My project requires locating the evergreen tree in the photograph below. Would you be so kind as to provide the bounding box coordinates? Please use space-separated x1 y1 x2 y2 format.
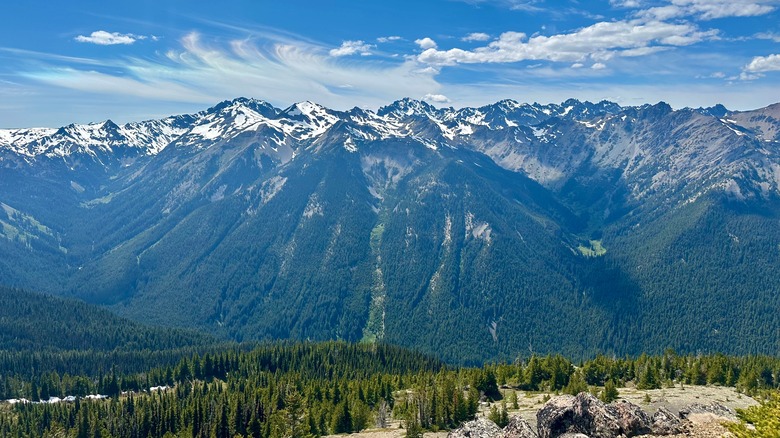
601 380 619 403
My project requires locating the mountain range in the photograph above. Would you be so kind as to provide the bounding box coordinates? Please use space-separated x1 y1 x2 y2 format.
1 97 779 364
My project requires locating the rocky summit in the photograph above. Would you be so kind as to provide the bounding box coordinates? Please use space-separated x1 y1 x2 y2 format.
447 392 725 438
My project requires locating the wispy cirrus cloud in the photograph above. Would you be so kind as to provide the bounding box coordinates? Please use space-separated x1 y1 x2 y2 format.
458 0 546 12
25 32 440 111
74 30 151 45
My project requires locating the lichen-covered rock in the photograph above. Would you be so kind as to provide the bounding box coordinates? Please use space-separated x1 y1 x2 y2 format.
499 415 538 438
537 394 577 438
537 393 620 438
448 416 503 438
537 393 654 438
573 393 623 437
650 407 687 435
611 400 651 436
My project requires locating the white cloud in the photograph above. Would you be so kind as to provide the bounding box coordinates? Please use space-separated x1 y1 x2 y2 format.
329 40 374 57
743 53 780 73
591 63 607 70
377 36 402 43
456 0 545 12
670 0 777 19
636 0 778 21
28 32 440 112
462 32 491 42
415 37 438 49
610 0 644 7
75 31 141 45
755 32 780 42
739 72 762 80
418 20 715 66
423 93 451 103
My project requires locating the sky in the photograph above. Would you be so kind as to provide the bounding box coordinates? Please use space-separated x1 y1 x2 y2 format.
1 0 779 128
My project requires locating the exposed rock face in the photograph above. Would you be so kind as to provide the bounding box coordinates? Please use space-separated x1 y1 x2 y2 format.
536 394 577 438
448 417 503 438
650 407 687 435
500 415 538 438
679 402 737 421
611 400 652 436
537 393 658 438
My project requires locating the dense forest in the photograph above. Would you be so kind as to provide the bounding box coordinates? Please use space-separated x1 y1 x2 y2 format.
3 99 780 365
2 341 780 438
0 287 216 352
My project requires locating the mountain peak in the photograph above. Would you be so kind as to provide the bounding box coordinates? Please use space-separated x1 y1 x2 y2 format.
207 97 278 119
377 98 437 118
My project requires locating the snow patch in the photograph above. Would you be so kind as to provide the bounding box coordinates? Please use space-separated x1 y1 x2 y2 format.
344 136 358 152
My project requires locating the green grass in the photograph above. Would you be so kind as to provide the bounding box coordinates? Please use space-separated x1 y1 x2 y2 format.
578 239 607 257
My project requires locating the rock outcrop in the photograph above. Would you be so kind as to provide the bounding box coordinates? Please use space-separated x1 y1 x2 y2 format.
611 400 652 435
500 415 538 438
447 417 503 438
537 393 686 438
450 394 695 438
650 407 687 435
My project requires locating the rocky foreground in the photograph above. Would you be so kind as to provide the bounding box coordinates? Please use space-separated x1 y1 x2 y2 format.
448 392 739 438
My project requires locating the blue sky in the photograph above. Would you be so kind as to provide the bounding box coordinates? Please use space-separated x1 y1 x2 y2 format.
1 0 779 127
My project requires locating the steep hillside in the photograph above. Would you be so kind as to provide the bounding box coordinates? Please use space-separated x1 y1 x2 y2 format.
1 97 779 363
0 286 215 351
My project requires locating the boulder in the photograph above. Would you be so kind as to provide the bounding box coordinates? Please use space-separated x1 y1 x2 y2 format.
611 400 651 436
537 393 654 438
650 407 687 435
500 415 538 438
537 394 578 438
448 416 503 438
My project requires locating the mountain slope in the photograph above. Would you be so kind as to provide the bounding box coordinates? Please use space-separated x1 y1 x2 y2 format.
1 97 780 363
0 286 215 351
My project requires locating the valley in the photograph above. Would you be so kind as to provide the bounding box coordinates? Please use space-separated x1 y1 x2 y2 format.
1 97 780 363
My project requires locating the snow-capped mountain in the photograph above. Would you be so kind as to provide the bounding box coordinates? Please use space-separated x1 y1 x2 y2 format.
3 96 778 207
2 97 780 363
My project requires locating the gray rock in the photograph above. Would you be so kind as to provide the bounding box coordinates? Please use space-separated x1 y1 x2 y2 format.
537 394 578 438
537 393 654 438
537 393 619 438
678 402 737 421
500 415 538 438
611 400 651 436
650 407 687 435
448 417 503 438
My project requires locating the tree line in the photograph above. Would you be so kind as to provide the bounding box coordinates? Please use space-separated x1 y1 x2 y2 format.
2 343 780 437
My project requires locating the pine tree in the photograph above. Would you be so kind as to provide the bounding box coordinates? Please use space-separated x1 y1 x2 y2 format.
331 401 352 434
601 380 619 403
405 406 423 438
